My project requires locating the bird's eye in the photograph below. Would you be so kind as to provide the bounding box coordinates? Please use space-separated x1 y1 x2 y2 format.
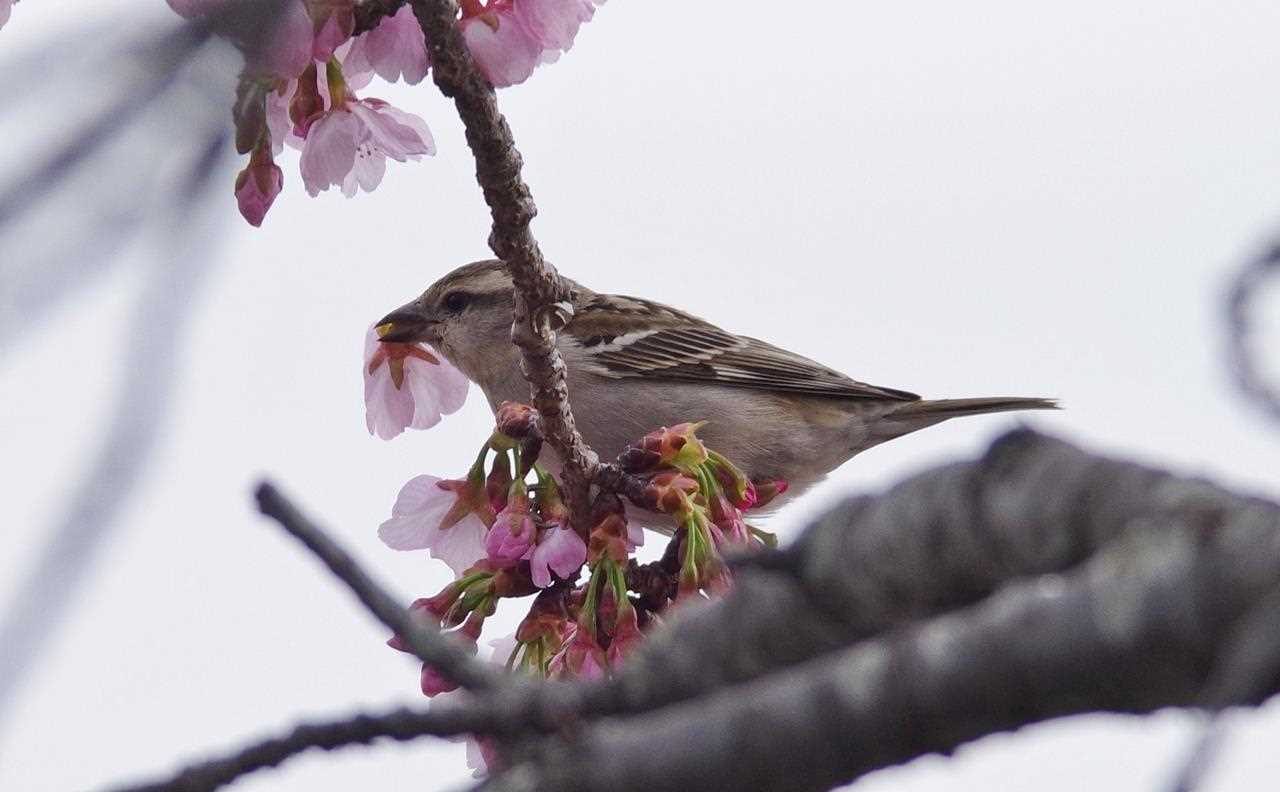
443 291 470 313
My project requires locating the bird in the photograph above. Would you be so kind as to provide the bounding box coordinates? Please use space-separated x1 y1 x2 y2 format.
376 259 1056 514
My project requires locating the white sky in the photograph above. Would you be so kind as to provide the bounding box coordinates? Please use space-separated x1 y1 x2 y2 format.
3 1 1280 790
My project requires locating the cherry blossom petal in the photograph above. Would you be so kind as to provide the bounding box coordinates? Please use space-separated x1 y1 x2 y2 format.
0 1 8 30
529 526 586 588
350 100 435 160
430 513 489 575
459 11 541 88
378 475 456 550
342 144 387 197
300 110 359 195
364 367 415 439
405 356 469 429
344 5 430 85
512 0 595 52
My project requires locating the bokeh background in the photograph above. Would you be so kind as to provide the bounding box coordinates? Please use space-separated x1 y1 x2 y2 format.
3 1 1280 790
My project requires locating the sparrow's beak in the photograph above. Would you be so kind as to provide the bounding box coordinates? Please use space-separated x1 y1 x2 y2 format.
375 299 438 344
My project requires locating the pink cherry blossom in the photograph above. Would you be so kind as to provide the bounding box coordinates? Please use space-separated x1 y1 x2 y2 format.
0 0 12 30
167 0 314 78
233 148 283 226
528 525 586 588
363 325 467 440
301 98 435 196
512 0 597 53
459 9 541 88
378 475 489 575
484 507 537 567
343 4 430 85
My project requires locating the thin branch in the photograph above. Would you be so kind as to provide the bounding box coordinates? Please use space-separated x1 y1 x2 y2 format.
106 704 484 792
407 0 600 522
254 482 501 693
1225 239 1280 425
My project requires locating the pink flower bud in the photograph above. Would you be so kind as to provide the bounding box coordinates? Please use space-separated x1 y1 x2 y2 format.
621 422 708 473
484 506 537 567
638 471 701 515
751 478 790 509
495 401 539 438
233 146 283 227
606 603 643 668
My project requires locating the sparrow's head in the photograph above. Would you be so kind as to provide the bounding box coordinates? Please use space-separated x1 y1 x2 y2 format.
376 260 517 383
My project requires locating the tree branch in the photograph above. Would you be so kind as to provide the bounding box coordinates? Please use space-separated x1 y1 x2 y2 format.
1226 239 1280 425
407 0 600 522
255 482 501 692
482 430 1280 791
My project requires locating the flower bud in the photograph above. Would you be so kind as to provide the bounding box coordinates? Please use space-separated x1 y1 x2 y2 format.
637 471 701 515
708 450 756 509
620 421 708 473
751 478 790 509
289 63 325 136
587 513 629 564
495 401 539 438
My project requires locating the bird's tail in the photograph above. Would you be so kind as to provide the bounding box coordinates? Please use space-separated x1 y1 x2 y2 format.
866 396 1058 448
891 396 1059 420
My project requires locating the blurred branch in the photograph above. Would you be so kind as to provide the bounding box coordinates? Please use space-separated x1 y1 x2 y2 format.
1226 239 1280 425
0 125 231 737
255 482 502 692
407 0 601 522
107 704 483 792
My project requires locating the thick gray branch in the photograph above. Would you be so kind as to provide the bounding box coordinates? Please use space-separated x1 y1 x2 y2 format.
585 429 1260 716
487 430 1280 791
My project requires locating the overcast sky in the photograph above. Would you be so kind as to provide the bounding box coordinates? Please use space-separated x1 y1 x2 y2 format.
3 1 1280 791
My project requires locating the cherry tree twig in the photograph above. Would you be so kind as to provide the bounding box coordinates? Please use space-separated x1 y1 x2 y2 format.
402 0 602 523
254 482 501 692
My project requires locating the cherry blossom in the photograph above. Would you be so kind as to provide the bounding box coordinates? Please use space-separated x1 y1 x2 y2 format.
343 4 430 85
0 0 13 31
300 94 435 197
512 0 599 53
363 325 467 440
459 8 541 89
484 504 537 567
528 525 586 588
378 475 490 575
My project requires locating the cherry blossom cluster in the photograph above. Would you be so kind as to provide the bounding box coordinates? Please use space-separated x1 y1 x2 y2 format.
166 0 602 226
363 324 786 774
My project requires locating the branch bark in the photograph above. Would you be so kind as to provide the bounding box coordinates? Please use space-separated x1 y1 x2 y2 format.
482 429 1280 792
255 482 501 692
407 0 600 522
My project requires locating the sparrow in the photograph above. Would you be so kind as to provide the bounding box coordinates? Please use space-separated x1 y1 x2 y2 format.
376 260 1055 513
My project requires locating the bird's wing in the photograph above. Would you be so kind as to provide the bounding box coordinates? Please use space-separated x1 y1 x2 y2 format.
566 293 918 401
